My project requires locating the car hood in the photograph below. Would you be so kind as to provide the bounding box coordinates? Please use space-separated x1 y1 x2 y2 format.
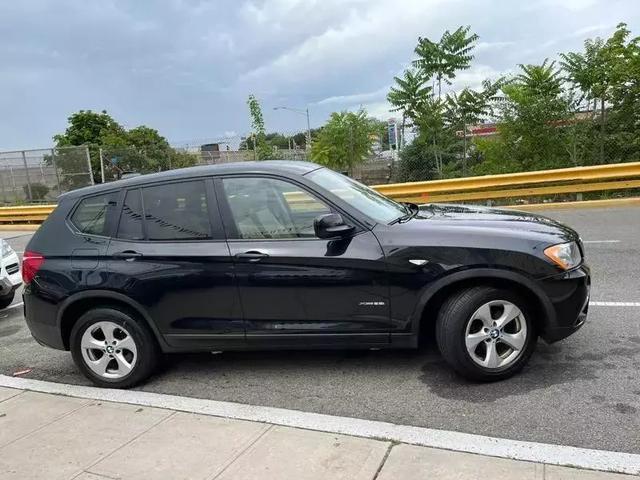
393 203 578 245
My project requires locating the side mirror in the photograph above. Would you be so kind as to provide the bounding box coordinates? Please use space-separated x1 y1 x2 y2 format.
314 213 354 239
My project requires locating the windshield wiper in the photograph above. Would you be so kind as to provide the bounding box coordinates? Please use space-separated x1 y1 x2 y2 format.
390 202 419 224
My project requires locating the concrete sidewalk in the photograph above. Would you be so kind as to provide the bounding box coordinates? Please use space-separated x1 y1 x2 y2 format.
0 386 634 480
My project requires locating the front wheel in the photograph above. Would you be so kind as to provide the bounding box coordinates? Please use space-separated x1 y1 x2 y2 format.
70 307 159 388
436 286 537 381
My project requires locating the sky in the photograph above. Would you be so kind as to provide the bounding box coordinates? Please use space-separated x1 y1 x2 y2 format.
1 0 639 150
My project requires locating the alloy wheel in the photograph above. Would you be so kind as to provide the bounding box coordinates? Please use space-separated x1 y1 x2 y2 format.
464 300 528 369
80 321 138 379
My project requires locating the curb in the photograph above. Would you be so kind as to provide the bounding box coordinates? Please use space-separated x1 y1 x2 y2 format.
1 375 639 476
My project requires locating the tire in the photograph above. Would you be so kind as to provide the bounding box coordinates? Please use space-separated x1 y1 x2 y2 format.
70 307 159 388
0 292 14 309
436 286 537 382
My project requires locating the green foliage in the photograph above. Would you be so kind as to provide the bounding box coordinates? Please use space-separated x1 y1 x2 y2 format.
310 109 378 172
53 110 125 147
394 136 437 182
387 69 432 125
239 130 318 151
480 61 573 172
246 94 273 160
413 26 479 98
388 25 479 178
390 22 640 183
52 110 196 182
24 182 49 201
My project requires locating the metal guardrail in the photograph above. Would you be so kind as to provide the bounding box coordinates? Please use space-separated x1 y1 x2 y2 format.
0 162 639 226
0 205 54 224
373 161 640 203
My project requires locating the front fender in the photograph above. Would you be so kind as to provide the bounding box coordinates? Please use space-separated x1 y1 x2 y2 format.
410 268 556 335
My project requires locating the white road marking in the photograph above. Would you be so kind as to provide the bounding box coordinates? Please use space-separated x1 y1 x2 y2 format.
589 301 640 307
0 375 639 475
5 302 24 310
582 240 620 244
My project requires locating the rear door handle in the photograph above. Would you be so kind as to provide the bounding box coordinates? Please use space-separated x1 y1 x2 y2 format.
113 250 143 261
235 251 269 262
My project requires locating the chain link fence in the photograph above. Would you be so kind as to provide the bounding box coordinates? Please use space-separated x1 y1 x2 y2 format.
0 146 94 204
0 136 398 205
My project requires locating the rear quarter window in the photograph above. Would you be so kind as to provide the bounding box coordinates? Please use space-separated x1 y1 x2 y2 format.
70 192 118 236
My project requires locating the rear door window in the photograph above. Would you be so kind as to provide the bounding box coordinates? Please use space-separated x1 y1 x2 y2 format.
70 192 118 236
142 181 212 240
116 189 144 240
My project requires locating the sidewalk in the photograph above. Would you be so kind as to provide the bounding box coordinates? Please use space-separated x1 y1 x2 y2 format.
1 386 636 479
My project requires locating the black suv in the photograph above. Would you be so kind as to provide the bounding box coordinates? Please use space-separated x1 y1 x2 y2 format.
23 161 590 388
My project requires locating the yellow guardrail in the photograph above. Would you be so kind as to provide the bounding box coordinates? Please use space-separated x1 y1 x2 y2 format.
372 161 640 203
0 161 639 226
0 205 55 224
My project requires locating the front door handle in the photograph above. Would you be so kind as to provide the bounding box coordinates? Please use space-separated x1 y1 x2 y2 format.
235 251 269 262
113 250 143 261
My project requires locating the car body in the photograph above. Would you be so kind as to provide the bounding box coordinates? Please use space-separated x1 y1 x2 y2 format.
0 239 21 308
22 161 590 387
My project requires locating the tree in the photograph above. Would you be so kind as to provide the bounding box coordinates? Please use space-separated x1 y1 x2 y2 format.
53 110 126 182
246 94 273 160
367 118 391 150
53 110 125 147
476 60 573 173
24 182 49 201
560 24 639 164
394 136 438 182
310 109 377 172
52 110 197 184
387 68 432 148
409 26 479 177
444 88 490 175
101 126 175 175
413 26 479 99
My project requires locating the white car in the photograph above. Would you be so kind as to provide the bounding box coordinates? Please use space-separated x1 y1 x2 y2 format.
0 239 21 308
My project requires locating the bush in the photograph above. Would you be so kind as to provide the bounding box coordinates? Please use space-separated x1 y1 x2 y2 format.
24 182 49 201
394 138 437 182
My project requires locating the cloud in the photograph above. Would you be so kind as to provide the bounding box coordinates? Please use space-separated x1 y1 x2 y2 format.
239 0 447 86
314 86 390 106
475 41 515 51
0 0 638 150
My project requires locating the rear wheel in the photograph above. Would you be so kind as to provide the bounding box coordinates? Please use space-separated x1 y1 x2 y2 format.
436 286 537 381
70 307 159 388
0 292 14 309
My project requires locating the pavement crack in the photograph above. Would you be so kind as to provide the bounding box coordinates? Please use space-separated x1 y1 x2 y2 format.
209 423 274 480
372 441 396 480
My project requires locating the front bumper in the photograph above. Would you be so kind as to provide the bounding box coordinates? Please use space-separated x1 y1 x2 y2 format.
0 252 22 297
538 264 590 343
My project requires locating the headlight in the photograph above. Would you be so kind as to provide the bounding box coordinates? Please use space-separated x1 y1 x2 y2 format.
1 240 14 259
544 241 582 270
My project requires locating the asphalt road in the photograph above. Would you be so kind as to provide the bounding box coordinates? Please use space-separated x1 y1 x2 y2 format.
1 206 639 454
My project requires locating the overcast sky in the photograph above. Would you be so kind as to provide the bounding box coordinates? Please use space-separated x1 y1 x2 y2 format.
1 0 638 150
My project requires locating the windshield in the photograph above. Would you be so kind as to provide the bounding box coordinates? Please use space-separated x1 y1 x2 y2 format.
306 168 407 224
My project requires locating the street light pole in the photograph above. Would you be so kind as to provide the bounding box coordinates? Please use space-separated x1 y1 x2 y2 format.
305 107 311 150
274 106 312 150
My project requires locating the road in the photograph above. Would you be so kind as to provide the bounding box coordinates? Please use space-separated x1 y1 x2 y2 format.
1 206 639 455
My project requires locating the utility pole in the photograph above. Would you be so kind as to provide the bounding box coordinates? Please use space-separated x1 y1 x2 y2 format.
462 115 468 177
305 107 311 150
274 106 312 150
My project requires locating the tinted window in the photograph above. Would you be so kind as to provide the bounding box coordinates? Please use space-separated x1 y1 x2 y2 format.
222 177 331 239
117 189 144 240
142 181 211 240
307 168 406 224
70 192 118 236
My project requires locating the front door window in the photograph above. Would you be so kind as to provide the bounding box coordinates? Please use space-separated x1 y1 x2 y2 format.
221 177 331 239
